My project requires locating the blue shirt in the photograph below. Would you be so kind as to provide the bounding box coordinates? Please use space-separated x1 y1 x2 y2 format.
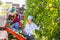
24 22 39 36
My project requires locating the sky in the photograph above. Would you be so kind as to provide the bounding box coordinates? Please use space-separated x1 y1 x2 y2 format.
1 0 25 7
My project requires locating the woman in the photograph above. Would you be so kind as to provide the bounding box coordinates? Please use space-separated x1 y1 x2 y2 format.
10 12 20 32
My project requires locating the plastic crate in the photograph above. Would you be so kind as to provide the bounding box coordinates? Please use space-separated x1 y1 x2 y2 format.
0 11 7 27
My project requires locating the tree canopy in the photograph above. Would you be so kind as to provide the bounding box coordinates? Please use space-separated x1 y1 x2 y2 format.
24 0 60 40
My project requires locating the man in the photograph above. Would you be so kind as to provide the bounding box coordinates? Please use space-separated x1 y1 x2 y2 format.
24 16 39 40
16 9 24 28
19 5 25 12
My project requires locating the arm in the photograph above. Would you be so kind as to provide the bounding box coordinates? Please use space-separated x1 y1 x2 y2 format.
34 24 39 30
23 24 27 33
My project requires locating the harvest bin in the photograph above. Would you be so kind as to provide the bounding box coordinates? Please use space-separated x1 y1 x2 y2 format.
0 11 7 27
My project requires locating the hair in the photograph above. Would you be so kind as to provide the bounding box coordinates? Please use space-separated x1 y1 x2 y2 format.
20 11 23 14
22 5 25 6
8 14 12 18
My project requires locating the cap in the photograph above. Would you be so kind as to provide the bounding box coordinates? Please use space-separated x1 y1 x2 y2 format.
28 15 33 20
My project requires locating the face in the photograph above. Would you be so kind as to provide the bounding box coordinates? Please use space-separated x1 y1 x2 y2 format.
28 19 32 24
22 5 25 8
14 12 18 17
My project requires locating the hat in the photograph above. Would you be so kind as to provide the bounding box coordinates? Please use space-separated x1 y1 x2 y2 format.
28 15 33 20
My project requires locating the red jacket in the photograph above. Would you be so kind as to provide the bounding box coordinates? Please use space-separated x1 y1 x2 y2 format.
13 16 19 23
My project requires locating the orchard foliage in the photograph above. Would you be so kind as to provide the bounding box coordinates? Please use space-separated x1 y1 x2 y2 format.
24 0 60 40
0 1 3 6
